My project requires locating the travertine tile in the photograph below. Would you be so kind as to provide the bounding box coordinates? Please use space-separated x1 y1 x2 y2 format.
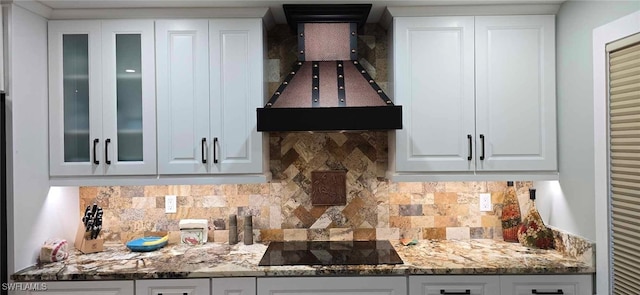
400 228 421 240
144 186 168 197
481 215 500 227
227 195 250 207
412 193 434 205
390 216 411 228
397 182 423 193
308 229 329 241
444 182 486 193
411 216 435 228
329 228 353 241
260 229 284 241
353 228 376 241
434 192 458 204
168 185 191 196
423 227 446 240
284 229 308 241
376 227 400 240
423 182 446 193
202 195 227 208
434 216 459 227
190 185 215 196
446 227 471 240
238 184 269 195
120 186 143 198
377 204 389 227
213 230 230 243
470 227 494 239
399 204 422 216
390 193 411 205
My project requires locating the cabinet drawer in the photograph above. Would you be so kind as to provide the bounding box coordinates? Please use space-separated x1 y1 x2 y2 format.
500 275 592 295
410 276 500 295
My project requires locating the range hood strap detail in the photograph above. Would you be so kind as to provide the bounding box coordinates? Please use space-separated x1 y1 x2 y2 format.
352 61 394 105
350 23 358 60
298 23 306 61
265 61 304 108
312 61 320 107
337 61 346 106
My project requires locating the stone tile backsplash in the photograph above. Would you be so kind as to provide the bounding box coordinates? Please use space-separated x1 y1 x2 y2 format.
80 132 535 244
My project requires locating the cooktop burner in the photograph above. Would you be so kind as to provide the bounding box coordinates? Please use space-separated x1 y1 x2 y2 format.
258 240 403 266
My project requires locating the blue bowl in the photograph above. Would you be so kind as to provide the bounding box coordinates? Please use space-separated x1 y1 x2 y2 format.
126 236 168 252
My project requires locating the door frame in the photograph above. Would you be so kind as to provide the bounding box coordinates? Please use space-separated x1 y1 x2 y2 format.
593 10 640 295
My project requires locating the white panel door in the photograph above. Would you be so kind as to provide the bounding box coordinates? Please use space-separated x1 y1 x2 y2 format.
257 277 406 295
500 275 592 295
410 275 500 295
210 19 264 174
101 20 156 175
16 281 133 295
475 15 557 171
212 278 256 295
393 17 476 172
156 20 211 174
135 279 210 295
48 20 103 176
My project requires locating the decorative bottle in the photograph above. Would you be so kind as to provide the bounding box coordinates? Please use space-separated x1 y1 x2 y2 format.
244 215 253 245
517 189 555 249
228 214 238 245
501 181 522 242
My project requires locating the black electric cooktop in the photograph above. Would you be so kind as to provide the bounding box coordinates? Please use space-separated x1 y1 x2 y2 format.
258 240 404 266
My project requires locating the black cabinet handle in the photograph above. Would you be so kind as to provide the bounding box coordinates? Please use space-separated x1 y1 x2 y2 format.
479 134 485 160
201 137 207 164
467 134 472 161
532 290 564 295
92 138 100 165
105 138 111 165
440 290 470 295
213 137 219 164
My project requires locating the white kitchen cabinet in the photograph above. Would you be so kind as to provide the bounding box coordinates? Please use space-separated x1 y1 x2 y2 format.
410 275 500 295
475 15 556 172
390 15 557 180
156 19 210 174
12 281 133 295
212 278 256 295
135 279 209 295
257 277 406 295
393 17 476 173
500 275 593 295
156 18 265 175
49 20 156 176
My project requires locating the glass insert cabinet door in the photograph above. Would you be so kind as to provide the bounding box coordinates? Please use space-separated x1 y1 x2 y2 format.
101 20 156 175
49 21 103 176
48 20 156 176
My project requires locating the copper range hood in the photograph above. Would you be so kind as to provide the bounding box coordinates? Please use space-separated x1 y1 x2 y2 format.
256 4 402 132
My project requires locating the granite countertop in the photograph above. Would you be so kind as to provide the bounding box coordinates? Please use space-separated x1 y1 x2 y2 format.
11 239 594 281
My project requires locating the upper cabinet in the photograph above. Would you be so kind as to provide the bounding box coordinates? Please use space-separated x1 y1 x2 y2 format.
49 20 156 176
474 16 556 172
389 15 557 180
156 19 265 175
49 17 267 184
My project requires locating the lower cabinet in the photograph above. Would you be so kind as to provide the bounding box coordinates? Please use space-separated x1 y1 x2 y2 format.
212 278 255 295
500 275 593 295
12 281 133 295
9 275 594 295
135 279 209 295
410 275 500 295
257 277 407 295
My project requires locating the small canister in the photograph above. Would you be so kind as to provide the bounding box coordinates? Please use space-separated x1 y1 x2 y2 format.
179 219 208 245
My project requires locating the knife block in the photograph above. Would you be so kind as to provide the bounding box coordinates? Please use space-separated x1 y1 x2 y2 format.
74 223 103 254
